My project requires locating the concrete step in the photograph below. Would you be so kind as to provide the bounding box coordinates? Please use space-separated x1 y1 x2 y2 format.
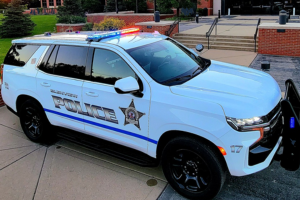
175 38 254 44
174 33 254 40
174 36 254 43
183 43 257 52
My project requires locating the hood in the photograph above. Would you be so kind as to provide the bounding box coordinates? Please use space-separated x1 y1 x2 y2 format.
170 60 281 118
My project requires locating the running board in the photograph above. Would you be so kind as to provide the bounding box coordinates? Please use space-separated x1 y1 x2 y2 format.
55 127 159 167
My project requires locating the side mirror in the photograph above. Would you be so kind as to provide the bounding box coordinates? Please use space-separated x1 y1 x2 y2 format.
195 44 204 52
114 77 140 94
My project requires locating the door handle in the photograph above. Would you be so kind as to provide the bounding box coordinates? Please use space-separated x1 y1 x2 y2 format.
40 82 51 87
86 91 99 97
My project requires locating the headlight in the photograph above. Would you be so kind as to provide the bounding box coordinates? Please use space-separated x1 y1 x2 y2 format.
226 116 268 131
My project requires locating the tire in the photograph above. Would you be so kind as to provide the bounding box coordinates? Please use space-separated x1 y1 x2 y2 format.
161 137 226 200
19 99 55 143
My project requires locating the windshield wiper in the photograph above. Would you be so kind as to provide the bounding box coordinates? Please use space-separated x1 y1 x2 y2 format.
192 66 202 75
163 75 192 84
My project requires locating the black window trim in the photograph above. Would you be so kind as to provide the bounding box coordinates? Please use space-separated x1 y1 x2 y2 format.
4 43 42 67
37 44 89 81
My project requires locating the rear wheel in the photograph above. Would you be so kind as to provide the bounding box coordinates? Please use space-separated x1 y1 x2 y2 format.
161 137 226 200
19 99 55 143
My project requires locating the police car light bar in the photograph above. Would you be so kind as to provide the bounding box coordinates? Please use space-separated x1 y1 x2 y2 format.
86 28 140 42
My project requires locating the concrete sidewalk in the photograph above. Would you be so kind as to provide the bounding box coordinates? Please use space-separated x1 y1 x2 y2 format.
0 107 166 200
199 49 257 66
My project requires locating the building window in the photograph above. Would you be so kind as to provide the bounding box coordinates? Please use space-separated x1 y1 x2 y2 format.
56 0 62 6
42 0 47 7
49 0 54 6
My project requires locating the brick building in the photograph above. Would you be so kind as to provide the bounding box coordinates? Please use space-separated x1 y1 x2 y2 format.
40 0 63 8
40 0 300 16
40 0 215 15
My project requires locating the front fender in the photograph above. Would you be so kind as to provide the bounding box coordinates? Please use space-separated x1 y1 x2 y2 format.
148 123 228 158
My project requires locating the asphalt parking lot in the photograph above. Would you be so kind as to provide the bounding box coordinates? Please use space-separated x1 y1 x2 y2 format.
1 54 300 200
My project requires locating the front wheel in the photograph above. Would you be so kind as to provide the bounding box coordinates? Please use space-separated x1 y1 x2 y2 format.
19 99 54 143
161 137 226 200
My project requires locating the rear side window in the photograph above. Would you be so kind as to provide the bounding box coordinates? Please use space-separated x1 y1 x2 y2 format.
54 46 88 79
4 44 40 67
39 45 57 74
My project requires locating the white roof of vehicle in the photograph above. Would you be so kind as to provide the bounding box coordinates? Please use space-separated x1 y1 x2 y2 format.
12 31 167 50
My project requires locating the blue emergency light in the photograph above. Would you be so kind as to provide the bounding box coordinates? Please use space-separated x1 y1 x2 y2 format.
290 117 295 128
86 28 140 42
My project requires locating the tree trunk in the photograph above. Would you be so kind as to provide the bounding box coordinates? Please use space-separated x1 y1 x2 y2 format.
177 7 179 17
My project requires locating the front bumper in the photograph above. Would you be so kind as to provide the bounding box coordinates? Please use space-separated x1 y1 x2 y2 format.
224 79 300 176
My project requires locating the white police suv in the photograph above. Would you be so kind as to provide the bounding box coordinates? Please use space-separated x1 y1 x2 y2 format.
1 28 300 200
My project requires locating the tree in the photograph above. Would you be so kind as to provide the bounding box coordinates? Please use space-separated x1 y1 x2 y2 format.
0 0 10 9
104 0 115 12
82 0 103 13
0 0 36 38
124 0 147 13
57 0 85 23
172 0 198 17
57 0 84 17
156 0 173 14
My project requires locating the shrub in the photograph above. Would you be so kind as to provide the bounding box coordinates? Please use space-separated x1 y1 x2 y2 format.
57 0 85 24
93 17 125 31
57 15 86 23
82 22 93 31
196 8 203 15
0 0 36 38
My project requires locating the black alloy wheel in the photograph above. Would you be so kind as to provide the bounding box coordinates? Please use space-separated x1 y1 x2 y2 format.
161 137 226 200
170 149 211 193
20 99 54 143
23 106 42 139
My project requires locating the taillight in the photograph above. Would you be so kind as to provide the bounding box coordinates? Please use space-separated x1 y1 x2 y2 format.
0 64 3 85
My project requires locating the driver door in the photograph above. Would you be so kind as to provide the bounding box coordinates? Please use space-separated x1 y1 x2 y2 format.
82 47 151 153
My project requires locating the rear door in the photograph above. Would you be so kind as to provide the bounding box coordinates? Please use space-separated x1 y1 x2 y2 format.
36 44 88 132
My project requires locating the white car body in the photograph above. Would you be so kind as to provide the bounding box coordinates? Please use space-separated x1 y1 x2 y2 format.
1 32 282 177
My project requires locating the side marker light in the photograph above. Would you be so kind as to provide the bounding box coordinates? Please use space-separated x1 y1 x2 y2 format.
218 146 227 156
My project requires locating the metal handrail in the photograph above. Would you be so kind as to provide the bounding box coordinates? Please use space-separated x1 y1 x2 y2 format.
206 18 218 49
165 17 181 36
254 18 261 52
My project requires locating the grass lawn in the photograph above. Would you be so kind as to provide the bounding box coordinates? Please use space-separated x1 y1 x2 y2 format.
0 14 57 63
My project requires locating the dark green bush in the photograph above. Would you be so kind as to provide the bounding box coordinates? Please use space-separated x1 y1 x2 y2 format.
196 8 203 15
57 15 86 23
82 22 93 31
57 0 85 24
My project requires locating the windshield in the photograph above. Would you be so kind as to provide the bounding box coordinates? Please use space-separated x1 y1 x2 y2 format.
127 39 208 86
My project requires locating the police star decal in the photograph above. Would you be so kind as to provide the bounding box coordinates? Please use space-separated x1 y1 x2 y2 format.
119 100 145 130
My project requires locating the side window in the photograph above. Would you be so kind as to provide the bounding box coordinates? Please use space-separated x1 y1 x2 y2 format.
91 49 136 85
39 45 58 74
54 46 88 79
4 44 40 67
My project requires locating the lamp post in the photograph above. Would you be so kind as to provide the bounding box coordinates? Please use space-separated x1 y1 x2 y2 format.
115 0 118 13
136 0 138 13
